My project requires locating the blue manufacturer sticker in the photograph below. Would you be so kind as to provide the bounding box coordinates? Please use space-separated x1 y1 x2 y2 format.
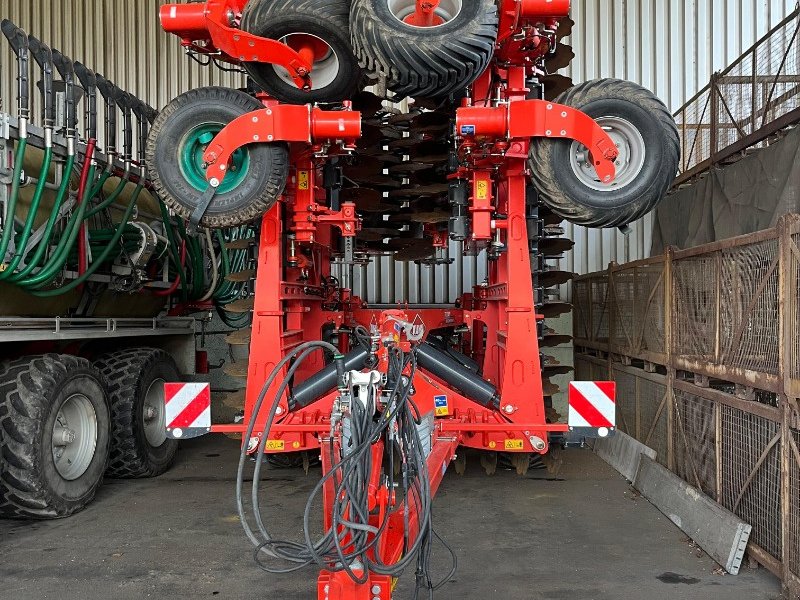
460 124 476 136
434 395 449 416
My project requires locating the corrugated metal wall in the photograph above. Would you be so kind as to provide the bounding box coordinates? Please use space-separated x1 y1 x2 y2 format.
1 0 796 301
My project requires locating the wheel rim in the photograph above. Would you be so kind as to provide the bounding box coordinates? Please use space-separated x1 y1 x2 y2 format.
272 33 340 90
568 116 646 192
52 394 98 481
179 123 250 194
143 378 168 448
388 0 463 27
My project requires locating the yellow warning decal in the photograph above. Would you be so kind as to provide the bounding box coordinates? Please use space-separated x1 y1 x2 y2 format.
504 439 524 450
298 170 310 190
266 439 285 451
476 180 489 200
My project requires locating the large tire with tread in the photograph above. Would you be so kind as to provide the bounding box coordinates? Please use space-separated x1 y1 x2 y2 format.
146 87 289 229
350 0 498 99
0 355 110 519
95 348 180 479
241 0 362 104
529 79 680 228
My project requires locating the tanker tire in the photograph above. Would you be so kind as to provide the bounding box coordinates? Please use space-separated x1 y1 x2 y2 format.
241 0 362 104
350 0 498 99
529 79 680 228
95 348 180 479
0 355 110 519
146 87 289 229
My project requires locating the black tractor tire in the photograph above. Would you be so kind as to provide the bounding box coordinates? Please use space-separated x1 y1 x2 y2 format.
0 355 110 519
95 348 180 479
241 0 363 104
350 0 498 99
529 79 680 228
146 87 289 229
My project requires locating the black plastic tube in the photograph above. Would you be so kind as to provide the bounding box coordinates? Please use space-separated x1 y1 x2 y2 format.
416 342 500 409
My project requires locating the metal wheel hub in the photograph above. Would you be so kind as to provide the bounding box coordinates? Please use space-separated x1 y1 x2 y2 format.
388 0 463 27
179 123 250 193
143 378 168 447
52 394 98 481
569 116 646 192
273 33 340 89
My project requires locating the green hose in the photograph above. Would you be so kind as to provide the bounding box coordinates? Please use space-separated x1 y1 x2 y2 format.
158 201 189 300
0 146 53 281
17 164 97 288
31 183 144 297
8 154 76 282
0 138 28 272
85 171 129 219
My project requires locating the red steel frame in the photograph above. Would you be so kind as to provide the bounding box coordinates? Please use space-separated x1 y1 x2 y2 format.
162 1 618 597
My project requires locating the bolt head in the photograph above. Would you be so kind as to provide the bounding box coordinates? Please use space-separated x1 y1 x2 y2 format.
503 405 514 414
210 177 220 188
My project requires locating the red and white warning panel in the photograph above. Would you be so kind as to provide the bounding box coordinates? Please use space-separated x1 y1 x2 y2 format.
164 382 211 440
568 381 616 438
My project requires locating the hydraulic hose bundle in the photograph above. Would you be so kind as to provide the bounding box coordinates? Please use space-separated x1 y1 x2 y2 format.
236 341 457 597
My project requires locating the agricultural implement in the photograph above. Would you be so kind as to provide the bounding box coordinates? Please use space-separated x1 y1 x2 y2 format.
152 0 679 598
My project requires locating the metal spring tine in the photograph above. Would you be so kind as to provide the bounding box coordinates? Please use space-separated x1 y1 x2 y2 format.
1 20 30 121
74 61 97 141
27 34 55 130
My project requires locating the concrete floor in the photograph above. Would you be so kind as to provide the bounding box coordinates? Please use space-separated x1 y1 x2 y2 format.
0 436 782 600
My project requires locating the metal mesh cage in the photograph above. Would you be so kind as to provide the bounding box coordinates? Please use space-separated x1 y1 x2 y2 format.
612 366 637 437
672 255 718 360
790 429 800 576
674 11 800 177
718 240 780 374
720 406 782 560
672 389 717 498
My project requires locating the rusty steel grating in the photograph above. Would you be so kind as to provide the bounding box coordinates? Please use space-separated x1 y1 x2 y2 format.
640 265 666 355
673 389 717 498
590 277 610 343
718 240 780 374
721 406 782 560
790 234 800 381
638 378 669 467
574 356 593 382
612 366 637 437
672 255 718 360
790 429 800 577
573 279 592 341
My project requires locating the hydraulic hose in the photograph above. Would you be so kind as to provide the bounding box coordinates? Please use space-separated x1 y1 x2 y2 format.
0 145 53 280
30 181 144 297
0 137 28 271
151 239 186 297
158 201 188 300
7 153 76 282
84 169 129 218
198 228 218 302
16 141 97 288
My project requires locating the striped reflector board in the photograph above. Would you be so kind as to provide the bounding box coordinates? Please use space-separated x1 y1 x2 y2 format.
568 381 616 438
164 382 211 440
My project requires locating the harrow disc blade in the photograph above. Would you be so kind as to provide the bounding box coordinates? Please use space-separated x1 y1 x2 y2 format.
226 329 252 346
225 269 256 282
225 297 255 313
225 237 257 250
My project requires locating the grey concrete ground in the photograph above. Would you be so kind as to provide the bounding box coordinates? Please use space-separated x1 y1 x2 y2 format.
0 436 781 600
